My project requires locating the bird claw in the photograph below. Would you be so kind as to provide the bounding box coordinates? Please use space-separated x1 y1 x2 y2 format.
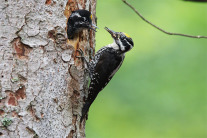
76 48 85 58
76 49 92 78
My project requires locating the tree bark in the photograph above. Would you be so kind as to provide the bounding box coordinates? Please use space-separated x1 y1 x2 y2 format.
0 0 96 137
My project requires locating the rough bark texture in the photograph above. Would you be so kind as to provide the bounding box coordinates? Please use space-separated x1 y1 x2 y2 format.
0 0 96 137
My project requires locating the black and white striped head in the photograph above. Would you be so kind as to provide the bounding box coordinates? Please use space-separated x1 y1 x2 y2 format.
67 10 98 39
105 27 134 53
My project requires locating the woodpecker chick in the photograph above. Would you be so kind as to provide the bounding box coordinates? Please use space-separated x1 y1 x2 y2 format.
67 10 98 39
80 27 134 122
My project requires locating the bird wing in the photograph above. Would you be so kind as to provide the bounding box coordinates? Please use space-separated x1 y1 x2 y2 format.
81 48 124 121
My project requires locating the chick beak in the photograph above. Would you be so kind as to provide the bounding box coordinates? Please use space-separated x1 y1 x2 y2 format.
89 24 99 32
104 27 117 39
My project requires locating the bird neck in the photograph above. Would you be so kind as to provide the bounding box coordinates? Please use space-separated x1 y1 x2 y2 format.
107 41 127 55
107 41 120 50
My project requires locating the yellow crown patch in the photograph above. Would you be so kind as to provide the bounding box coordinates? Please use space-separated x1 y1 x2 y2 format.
123 32 131 38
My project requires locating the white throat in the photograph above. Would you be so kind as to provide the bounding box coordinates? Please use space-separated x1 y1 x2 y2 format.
107 41 119 50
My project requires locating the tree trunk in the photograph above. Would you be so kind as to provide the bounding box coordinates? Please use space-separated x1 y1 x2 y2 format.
0 0 96 137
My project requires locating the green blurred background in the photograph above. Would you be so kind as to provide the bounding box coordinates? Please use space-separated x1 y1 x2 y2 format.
86 0 207 137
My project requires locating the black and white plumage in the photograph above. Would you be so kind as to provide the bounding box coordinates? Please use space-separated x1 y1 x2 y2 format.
67 10 98 39
80 27 134 122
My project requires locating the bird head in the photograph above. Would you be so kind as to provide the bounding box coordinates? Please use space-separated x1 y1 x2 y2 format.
70 10 98 31
105 27 134 53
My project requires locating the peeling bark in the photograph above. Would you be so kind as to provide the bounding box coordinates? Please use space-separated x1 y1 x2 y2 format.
0 0 96 137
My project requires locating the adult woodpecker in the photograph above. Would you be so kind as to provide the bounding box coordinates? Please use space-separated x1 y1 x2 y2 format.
67 10 98 39
78 27 134 122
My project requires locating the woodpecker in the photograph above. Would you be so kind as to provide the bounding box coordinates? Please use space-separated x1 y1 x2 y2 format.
67 10 98 39
79 27 134 122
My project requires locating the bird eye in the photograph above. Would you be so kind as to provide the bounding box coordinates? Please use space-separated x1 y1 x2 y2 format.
120 34 126 39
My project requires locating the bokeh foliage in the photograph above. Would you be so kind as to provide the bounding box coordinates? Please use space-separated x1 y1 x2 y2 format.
86 0 207 137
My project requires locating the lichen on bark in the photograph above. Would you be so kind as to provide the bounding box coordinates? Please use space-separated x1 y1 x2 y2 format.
0 0 97 137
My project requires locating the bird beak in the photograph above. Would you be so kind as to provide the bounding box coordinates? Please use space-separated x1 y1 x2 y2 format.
104 27 117 39
89 24 99 32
